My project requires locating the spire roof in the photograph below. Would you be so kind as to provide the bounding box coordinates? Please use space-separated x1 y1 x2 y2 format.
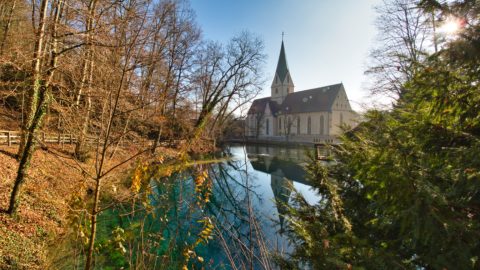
275 41 289 82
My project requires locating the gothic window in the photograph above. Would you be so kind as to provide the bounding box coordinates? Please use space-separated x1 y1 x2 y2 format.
287 116 291 133
275 88 278 94
307 116 311 135
320 115 325 135
297 117 300 134
279 118 282 133
266 119 270 135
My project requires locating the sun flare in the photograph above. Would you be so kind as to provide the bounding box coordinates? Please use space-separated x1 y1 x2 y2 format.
438 16 463 35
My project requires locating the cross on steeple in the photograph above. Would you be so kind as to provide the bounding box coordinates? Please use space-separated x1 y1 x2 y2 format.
282 31 285 41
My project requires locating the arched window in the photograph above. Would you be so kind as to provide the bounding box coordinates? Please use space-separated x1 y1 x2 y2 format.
307 116 311 135
320 115 325 135
278 117 282 132
266 119 270 135
297 117 300 134
340 113 343 126
287 116 291 133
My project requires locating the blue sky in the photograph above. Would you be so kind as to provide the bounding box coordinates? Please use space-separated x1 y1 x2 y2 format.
190 0 383 111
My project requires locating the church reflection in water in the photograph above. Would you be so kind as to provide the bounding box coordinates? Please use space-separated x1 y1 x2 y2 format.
91 144 317 269
245 144 311 230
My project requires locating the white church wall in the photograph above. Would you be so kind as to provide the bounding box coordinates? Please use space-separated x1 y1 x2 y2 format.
286 112 330 136
330 109 359 135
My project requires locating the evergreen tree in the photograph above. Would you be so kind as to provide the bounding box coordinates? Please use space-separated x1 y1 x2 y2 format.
280 1 480 269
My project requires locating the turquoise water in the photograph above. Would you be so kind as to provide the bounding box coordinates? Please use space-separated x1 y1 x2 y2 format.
95 144 319 269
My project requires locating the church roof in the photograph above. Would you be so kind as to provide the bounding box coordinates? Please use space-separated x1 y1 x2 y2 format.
279 83 344 114
247 97 270 115
247 97 281 115
248 83 345 115
275 41 290 82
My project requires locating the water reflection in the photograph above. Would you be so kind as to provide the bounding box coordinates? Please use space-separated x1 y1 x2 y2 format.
243 144 310 232
202 144 319 267
94 144 319 269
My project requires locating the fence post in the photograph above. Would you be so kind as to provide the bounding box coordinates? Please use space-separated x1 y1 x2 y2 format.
58 133 61 144
69 134 72 144
42 132 46 144
7 131 11 146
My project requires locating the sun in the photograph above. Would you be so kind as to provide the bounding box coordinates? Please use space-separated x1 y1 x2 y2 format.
438 16 464 35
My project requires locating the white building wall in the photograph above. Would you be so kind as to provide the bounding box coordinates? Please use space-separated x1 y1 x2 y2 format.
286 112 330 136
330 109 358 135
246 88 359 143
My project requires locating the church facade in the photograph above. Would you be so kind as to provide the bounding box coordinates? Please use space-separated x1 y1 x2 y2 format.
245 41 358 144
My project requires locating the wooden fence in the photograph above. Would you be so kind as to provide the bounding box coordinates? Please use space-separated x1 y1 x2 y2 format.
0 130 184 148
0 130 79 146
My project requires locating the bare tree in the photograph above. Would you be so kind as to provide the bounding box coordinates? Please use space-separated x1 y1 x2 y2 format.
83 0 153 267
8 0 65 215
149 0 200 152
193 32 265 135
0 1 267 268
281 115 298 142
0 0 17 56
366 0 432 100
250 111 266 139
74 0 97 159
210 79 264 144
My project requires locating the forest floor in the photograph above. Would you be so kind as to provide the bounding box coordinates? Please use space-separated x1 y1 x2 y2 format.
0 143 178 269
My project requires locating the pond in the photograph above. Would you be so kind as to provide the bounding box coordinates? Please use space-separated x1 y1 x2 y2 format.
94 144 319 269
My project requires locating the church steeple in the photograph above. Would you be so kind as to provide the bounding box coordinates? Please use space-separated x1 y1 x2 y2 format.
271 40 294 104
275 41 289 83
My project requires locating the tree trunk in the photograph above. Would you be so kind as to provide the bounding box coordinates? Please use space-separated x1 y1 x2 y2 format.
74 0 96 159
8 85 50 214
84 176 102 270
151 102 165 154
18 0 49 158
75 91 91 160
85 16 137 266
0 0 16 56
8 0 63 215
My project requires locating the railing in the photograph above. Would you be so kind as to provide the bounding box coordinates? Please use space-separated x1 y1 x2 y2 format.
0 130 79 146
0 130 185 148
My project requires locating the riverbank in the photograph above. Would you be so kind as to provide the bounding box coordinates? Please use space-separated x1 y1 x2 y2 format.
0 144 179 269
223 138 316 147
1 142 312 269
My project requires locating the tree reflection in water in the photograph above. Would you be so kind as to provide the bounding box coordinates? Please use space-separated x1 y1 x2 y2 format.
94 145 317 269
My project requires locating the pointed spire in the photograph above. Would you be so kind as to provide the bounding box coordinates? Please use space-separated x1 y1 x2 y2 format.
275 40 289 83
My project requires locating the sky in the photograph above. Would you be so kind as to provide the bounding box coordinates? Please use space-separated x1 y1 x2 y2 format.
190 0 383 112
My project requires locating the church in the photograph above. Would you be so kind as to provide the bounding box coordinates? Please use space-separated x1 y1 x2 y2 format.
245 41 358 144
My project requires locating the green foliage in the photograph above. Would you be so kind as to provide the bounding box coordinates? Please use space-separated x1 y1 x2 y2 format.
281 1 480 269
